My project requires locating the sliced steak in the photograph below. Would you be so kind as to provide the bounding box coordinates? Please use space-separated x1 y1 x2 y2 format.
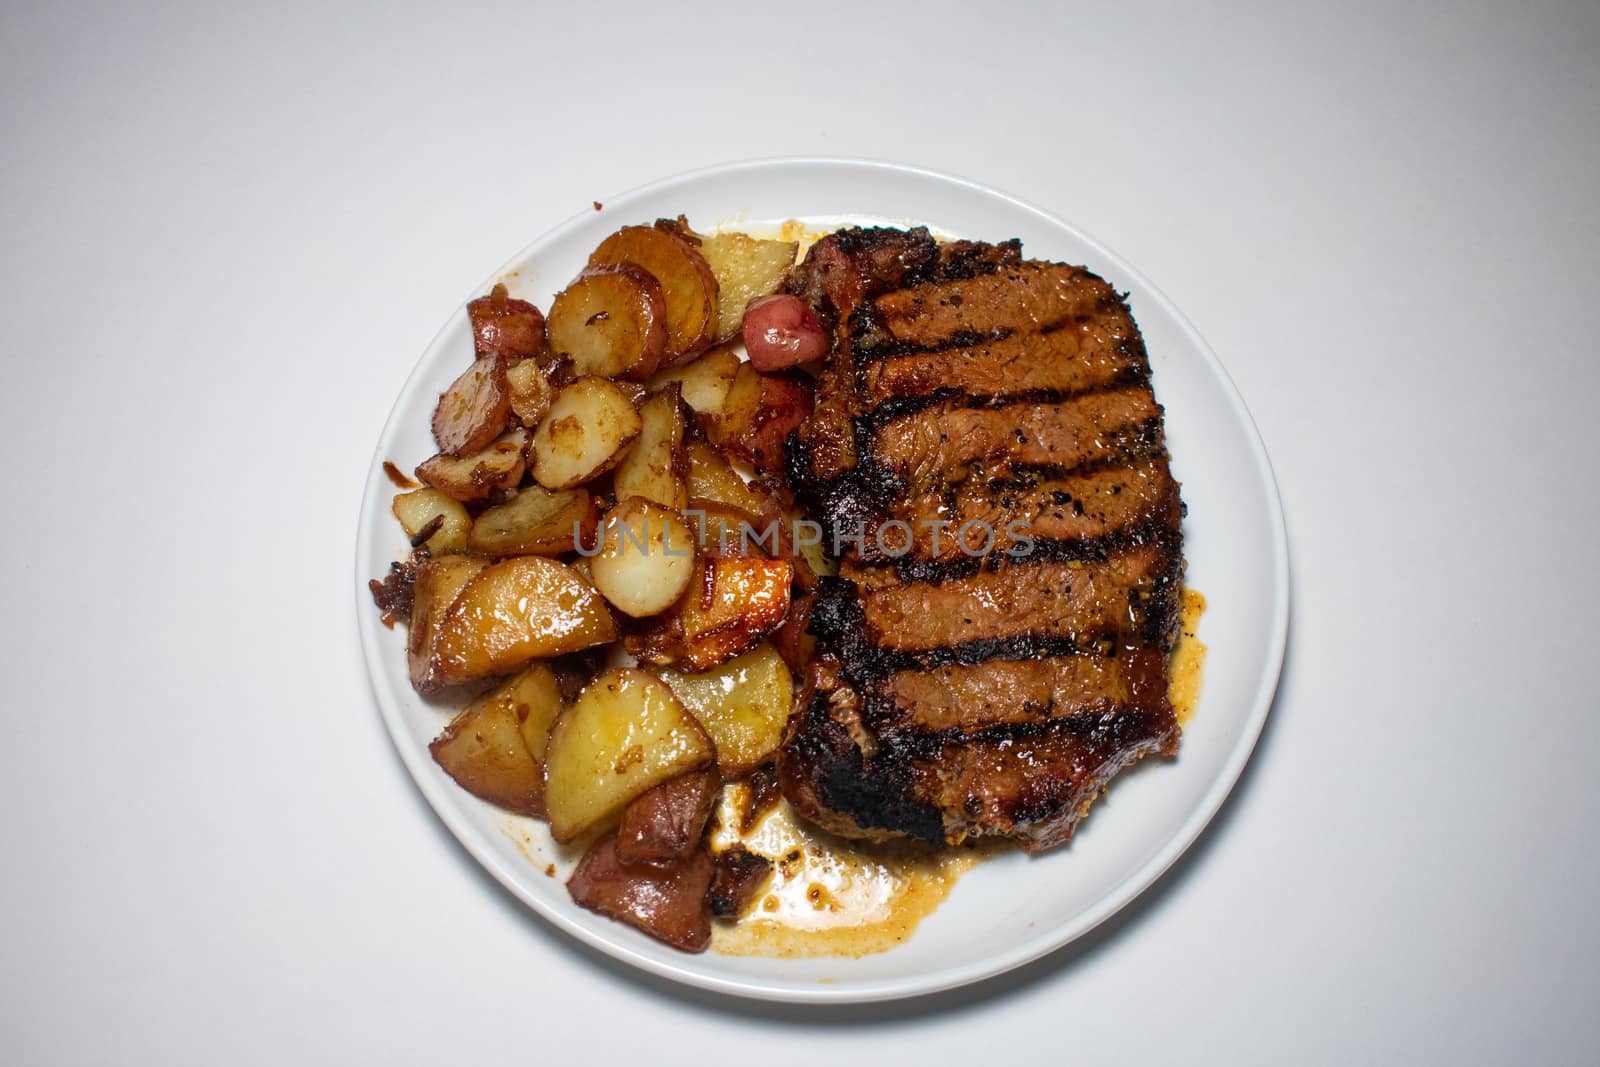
778 228 1185 851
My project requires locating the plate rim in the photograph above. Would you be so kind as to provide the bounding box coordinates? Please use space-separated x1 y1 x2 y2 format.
353 156 1290 1004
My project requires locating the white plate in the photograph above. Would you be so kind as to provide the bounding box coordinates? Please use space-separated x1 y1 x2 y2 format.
354 158 1289 1003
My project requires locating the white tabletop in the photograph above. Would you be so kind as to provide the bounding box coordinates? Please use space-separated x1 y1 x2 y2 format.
3 2 1596 1062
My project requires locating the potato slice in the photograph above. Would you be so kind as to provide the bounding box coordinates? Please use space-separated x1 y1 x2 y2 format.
427 557 617 687
505 359 553 428
589 498 696 618
546 264 666 381
647 347 740 418
416 429 528 503
531 377 642 490
432 356 511 456
627 556 793 672
391 488 470 554
545 667 714 842
685 441 770 518
696 232 798 343
508 663 565 766
429 684 544 816
567 834 713 952
467 485 597 557
612 386 687 510
588 223 718 365
468 283 547 363
407 554 491 692
685 500 759 558
706 363 813 473
656 644 794 775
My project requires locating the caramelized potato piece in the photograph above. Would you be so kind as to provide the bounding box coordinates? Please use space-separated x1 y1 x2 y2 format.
432 356 511 457
616 767 719 868
707 845 774 920
467 485 597 557
589 498 697 618
391 488 470 554
770 588 817 676
544 668 715 842
505 359 553 428
707 364 813 473
429 682 544 816
504 662 565 769
647 347 739 418
567 834 714 952
588 223 718 365
426 557 616 688
531 377 642 490
416 429 528 504
468 283 546 363
546 264 666 381
685 441 771 518
742 293 828 371
407 554 491 692
695 232 798 344
685 500 760 558
656 643 794 775
628 557 793 672
612 386 687 510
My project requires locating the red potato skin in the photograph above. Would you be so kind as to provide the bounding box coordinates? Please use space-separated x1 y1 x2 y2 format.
432 357 511 457
615 767 720 868
742 294 829 371
739 373 814 473
468 283 547 362
567 835 714 953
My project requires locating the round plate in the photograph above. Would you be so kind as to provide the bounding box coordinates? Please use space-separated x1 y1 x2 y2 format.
354 158 1289 1003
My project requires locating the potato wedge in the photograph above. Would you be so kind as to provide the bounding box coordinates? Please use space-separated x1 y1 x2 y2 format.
503 662 565 768
685 500 760 558
466 485 597 557
695 231 797 343
426 557 617 687
544 667 714 842
468 283 546 363
589 498 696 618
647 347 739 418
615 767 719 868
416 429 528 504
429 683 544 816
432 356 511 457
407 554 490 692
588 222 718 365
685 441 770 518
706 363 813 473
612 386 687 510
531 377 642 490
656 643 794 775
505 358 553 428
391 488 470 554
627 556 793 672
567 834 713 952
546 264 666 381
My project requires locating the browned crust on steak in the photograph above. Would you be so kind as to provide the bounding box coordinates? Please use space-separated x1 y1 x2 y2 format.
777 229 1185 852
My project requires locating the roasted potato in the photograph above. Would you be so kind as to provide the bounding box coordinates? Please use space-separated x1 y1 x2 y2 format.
685 441 770 518
685 500 759 558
505 358 553 428
432 356 511 457
407 554 491 692
742 294 828 371
429 676 548 816
546 264 666 381
505 662 565 768
695 231 798 344
707 364 813 473
770 588 818 676
567 834 714 952
391 488 470 554
531 376 642 490
544 667 715 842
656 643 794 775
415 429 528 504
466 485 597 557
615 767 719 868
468 283 546 363
589 498 696 618
588 222 718 365
647 347 739 418
627 556 793 672
423 556 617 688
612 386 687 510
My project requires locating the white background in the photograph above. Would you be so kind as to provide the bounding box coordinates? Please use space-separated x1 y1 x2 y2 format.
2 2 1596 1063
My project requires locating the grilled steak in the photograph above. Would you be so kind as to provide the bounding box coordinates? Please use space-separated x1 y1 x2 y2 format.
777 227 1185 851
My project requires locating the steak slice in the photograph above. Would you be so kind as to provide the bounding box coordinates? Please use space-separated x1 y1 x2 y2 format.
777 228 1185 851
